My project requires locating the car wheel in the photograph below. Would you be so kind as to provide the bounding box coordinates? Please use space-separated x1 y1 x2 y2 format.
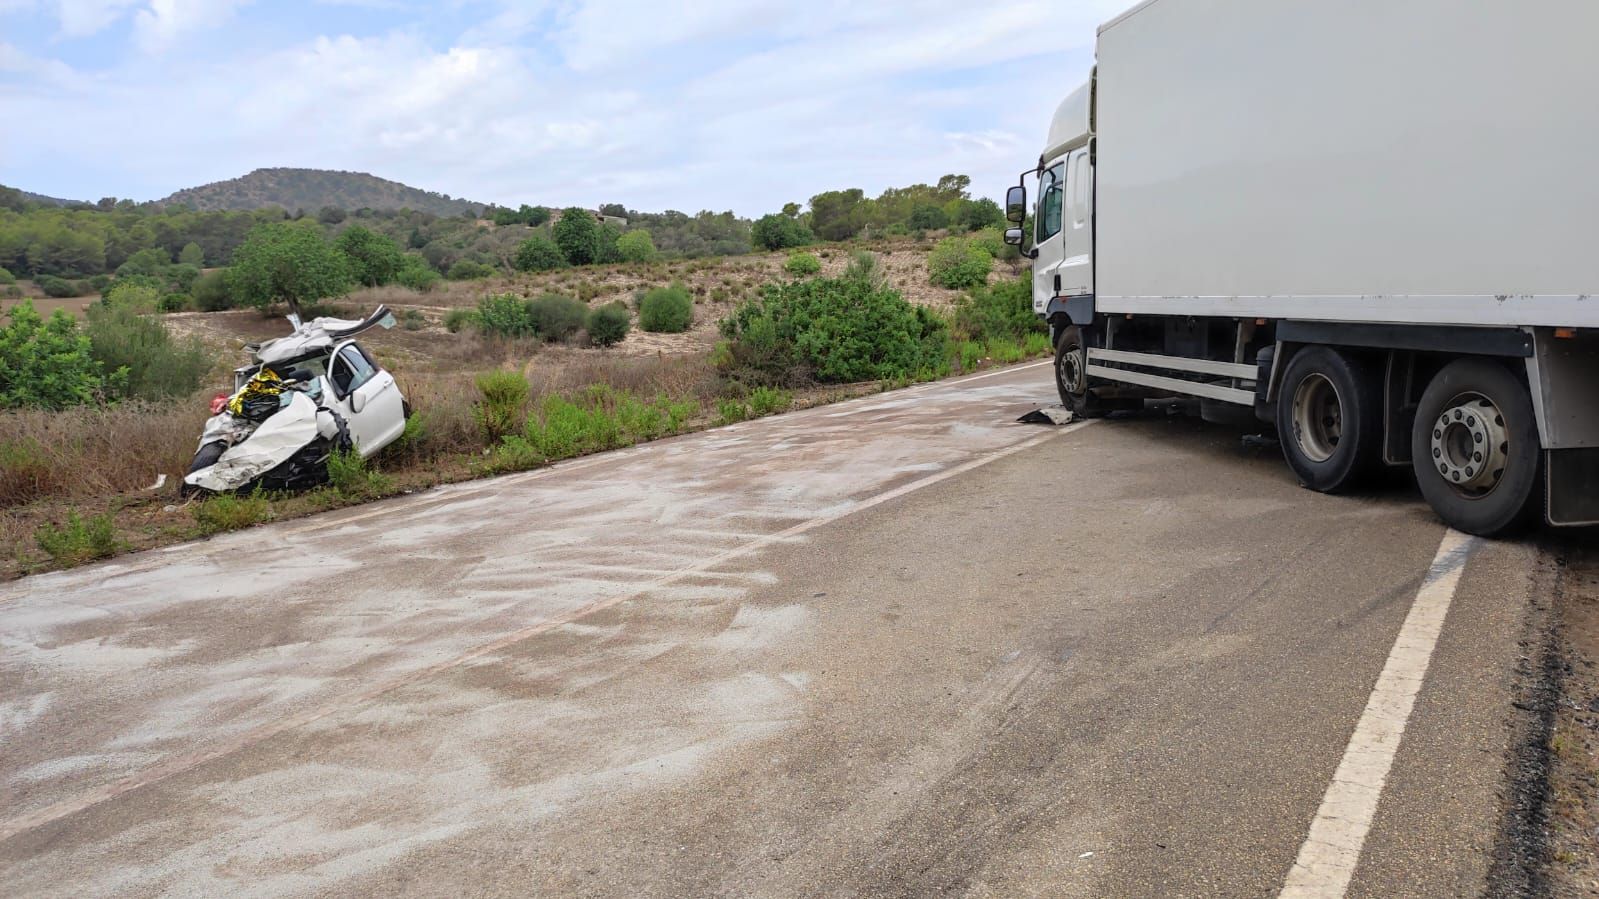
1274 345 1383 493
1410 358 1542 537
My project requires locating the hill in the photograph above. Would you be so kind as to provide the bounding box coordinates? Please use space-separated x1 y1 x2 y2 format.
159 168 486 216
19 189 80 207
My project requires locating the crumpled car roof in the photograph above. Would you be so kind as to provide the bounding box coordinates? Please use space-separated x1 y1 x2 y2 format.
256 306 395 365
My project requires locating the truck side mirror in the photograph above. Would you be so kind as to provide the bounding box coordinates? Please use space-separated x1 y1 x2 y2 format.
1006 186 1027 223
1003 228 1025 247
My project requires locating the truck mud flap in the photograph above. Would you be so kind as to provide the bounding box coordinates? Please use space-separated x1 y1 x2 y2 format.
1547 448 1599 527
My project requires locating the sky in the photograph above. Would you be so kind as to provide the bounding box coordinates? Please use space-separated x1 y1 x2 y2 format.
0 0 1125 215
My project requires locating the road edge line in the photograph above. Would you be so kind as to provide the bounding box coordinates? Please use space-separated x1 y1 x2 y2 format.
1278 528 1480 898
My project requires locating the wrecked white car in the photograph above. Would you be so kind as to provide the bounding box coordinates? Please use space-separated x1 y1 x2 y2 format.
183 306 409 494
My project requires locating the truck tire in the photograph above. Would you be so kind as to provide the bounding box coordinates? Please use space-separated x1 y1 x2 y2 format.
1054 325 1103 417
1410 358 1541 537
1275 346 1382 493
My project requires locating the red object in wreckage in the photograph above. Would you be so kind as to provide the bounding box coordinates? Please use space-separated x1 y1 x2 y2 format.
209 393 229 415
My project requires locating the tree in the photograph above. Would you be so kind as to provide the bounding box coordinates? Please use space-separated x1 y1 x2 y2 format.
808 189 867 241
596 223 624 264
178 242 205 266
781 202 802 218
599 203 628 218
227 222 353 317
956 198 1005 233
521 205 550 227
317 206 347 225
0 302 106 409
907 203 949 232
615 229 658 263
115 247 172 278
334 225 405 287
752 214 812 251
514 235 566 272
553 207 603 265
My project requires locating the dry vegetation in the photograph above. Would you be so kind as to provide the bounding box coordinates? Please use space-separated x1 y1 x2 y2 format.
0 235 1037 579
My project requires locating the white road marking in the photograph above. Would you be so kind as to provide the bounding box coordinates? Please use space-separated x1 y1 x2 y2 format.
1278 528 1479 898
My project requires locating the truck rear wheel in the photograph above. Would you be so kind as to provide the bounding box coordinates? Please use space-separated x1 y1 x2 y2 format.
1054 325 1103 417
1275 346 1383 493
1410 359 1541 537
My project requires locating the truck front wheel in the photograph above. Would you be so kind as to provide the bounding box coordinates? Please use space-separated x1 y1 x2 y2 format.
1275 346 1383 493
1054 325 1102 417
1410 359 1541 537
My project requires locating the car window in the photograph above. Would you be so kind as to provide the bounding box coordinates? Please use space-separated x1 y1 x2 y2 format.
330 345 376 397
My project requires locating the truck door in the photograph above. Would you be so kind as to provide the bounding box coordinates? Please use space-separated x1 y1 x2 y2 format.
1059 147 1093 298
1032 161 1067 312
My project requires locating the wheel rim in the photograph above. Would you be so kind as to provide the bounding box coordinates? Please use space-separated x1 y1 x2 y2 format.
1290 373 1343 463
1058 341 1086 395
1429 392 1510 499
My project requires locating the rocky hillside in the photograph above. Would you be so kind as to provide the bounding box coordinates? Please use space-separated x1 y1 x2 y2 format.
159 168 485 215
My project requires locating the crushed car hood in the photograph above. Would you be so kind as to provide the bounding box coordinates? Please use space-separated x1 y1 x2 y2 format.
255 306 395 366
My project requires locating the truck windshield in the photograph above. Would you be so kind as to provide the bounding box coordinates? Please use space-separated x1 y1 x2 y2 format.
1036 162 1065 243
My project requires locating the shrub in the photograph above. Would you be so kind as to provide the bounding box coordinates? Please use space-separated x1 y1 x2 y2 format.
475 370 529 443
335 226 407 287
615 230 658 263
158 292 190 313
0 267 14 285
86 285 210 401
0 438 52 506
36 275 81 298
167 263 201 293
0 302 105 409
526 394 618 458
951 277 1044 343
956 198 1005 233
969 227 1010 260
514 235 566 272
751 214 813 251
192 491 273 535
116 247 172 278
526 293 587 342
482 435 544 474
35 511 121 565
783 253 821 277
639 283 694 333
178 242 206 266
747 386 792 416
447 260 497 280
327 448 392 499
395 255 441 292
718 275 948 385
927 236 993 290
476 293 535 338
190 269 234 311
907 203 949 231
716 398 749 425
444 307 479 333
587 301 630 347
553 208 603 265
843 250 887 288
400 308 427 330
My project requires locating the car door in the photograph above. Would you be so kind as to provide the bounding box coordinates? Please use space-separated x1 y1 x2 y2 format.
327 341 405 455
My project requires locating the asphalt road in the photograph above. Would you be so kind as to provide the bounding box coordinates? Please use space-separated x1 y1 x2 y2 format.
0 362 1554 897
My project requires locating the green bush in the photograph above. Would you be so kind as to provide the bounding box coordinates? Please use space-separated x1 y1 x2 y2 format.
718 275 949 385
587 301 630 347
639 283 694 333
191 269 233 311
526 394 619 458
526 293 587 342
400 308 427 330
86 284 210 401
327 448 392 498
0 267 14 285
907 203 949 231
178 242 206 266
476 293 535 338
748 386 792 416
447 260 497 280
951 277 1044 343
751 214 813 251
969 227 1010 260
36 275 81 298
116 247 172 278
395 255 441 292
514 235 566 272
927 236 993 290
783 253 821 277
615 230 658 263
35 511 122 565
553 208 603 265
335 226 407 287
167 263 201 293
443 307 479 333
716 397 749 425
0 302 105 409
158 292 190 313
193 491 273 535
482 435 544 474
475 370 529 443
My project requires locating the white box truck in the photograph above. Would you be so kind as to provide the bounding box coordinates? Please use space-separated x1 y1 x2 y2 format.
1006 0 1599 536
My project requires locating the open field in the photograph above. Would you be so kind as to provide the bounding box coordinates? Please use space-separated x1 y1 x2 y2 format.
0 236 1038 580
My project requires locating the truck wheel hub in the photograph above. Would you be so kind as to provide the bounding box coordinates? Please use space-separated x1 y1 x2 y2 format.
1290 373 1343 463
1058 344 1086 395
1431 394 1509 496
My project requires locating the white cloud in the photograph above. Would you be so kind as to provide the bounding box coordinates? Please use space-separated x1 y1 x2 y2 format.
3 0 1135 212
52 0 139 36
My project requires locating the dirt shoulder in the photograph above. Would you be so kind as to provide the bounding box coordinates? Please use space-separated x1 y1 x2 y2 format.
1538 539 1599 896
